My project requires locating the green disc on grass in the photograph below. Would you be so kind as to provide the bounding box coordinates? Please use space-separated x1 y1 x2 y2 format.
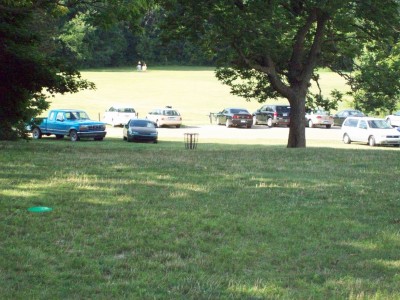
28 206 53 213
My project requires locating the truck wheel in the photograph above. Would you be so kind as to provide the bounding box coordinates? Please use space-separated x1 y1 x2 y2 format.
32 127 42 139
94 137 104 141
70 130 80 142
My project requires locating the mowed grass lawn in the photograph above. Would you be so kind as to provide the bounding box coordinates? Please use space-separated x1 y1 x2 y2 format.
1 139 400 299
1 68 400 299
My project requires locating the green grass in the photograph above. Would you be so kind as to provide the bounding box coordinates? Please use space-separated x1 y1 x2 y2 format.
2 67 399 298
1 139 400 299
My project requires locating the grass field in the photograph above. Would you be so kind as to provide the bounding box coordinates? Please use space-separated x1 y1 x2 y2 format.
1 139 400 299
2 67 399 299
45 66 350 125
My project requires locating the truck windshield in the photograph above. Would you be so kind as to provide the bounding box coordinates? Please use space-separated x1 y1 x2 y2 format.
68 111 90 120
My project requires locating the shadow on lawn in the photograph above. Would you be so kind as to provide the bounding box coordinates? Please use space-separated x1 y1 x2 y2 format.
1 140 399 298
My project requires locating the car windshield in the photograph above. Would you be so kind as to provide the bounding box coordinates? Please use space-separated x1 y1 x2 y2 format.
163 110 180 116
349 110 363 116
368 120 392 129
230 109 249 114
68 111 90 120
313 110 328 115
118 108 135 113
276 106 290 113
130 120 155 128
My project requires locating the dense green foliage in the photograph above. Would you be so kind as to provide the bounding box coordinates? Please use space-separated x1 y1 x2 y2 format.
160 0 400 147
1 139 400 298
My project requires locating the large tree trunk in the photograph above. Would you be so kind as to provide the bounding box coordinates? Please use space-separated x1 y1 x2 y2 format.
287 96 306 148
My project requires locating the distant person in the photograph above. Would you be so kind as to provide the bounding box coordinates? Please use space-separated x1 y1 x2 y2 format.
142 63 147 72
136 61 142 71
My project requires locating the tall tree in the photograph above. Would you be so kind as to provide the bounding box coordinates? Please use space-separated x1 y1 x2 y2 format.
0 0 146 140
160 0 400 147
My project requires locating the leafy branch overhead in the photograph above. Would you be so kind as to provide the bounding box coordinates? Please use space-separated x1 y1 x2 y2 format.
160 0 400 147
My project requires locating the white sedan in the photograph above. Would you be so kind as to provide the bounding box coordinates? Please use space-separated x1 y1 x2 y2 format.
341 117 400 146
305 109 334 128
385 111 400 127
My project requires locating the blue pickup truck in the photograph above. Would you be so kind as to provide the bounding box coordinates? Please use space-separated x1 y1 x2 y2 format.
28 109 107 141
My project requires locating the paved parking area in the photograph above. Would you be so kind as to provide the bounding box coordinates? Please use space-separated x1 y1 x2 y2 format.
107 124 342 142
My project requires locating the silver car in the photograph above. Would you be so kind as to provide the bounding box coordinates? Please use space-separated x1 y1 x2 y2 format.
341 117 400 146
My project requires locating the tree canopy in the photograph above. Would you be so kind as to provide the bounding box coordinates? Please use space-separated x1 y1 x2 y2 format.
160 0 400 147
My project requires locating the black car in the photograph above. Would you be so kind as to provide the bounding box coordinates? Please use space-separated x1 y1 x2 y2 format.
253 104 291 127
333 109 365 127
123 119 158 143
216 108 253 128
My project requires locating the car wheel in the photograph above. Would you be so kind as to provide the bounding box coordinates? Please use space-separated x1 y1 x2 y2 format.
308 120 314 128
225 119 231 128
55 134 64 139
176 125 181 128
247 124 252 128
156 120 161 128
368 136 376 147
343 133 351 144
326 124 331 129
32 127 42 139
267 118 273 127
70 130 80 142
253 116 258 125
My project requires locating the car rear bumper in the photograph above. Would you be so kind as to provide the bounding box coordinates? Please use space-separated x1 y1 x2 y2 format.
231 119 253 127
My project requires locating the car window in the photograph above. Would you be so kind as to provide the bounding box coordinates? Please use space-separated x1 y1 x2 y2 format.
359 120 367 129
230 109 249 114
344 118 358 127
118 108 135 113
56 112 64 121
131 120 155 128
163 110 179 116
368 120 392 129
276 106 290 113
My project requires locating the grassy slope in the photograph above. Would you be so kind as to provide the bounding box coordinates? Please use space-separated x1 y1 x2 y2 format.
1 140 399 299
46 66 350 125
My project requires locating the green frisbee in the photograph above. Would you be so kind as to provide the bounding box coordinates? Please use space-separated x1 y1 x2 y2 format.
28 206 53 213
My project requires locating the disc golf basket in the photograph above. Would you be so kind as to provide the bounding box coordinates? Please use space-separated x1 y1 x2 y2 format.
184 133 199 149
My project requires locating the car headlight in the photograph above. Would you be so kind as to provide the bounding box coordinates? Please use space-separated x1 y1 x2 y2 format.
151 132 158 136
130 130 140 135
79 125 88 131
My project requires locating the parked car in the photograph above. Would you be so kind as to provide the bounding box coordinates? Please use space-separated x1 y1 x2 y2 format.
341 117 400 146
146 106 182 128
305 109 334 128
123 119 158 143
103 105 137 127
333 109 365 126
385 111 400 127
216 108 253 128
29 109 107 142
252 104 290 127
